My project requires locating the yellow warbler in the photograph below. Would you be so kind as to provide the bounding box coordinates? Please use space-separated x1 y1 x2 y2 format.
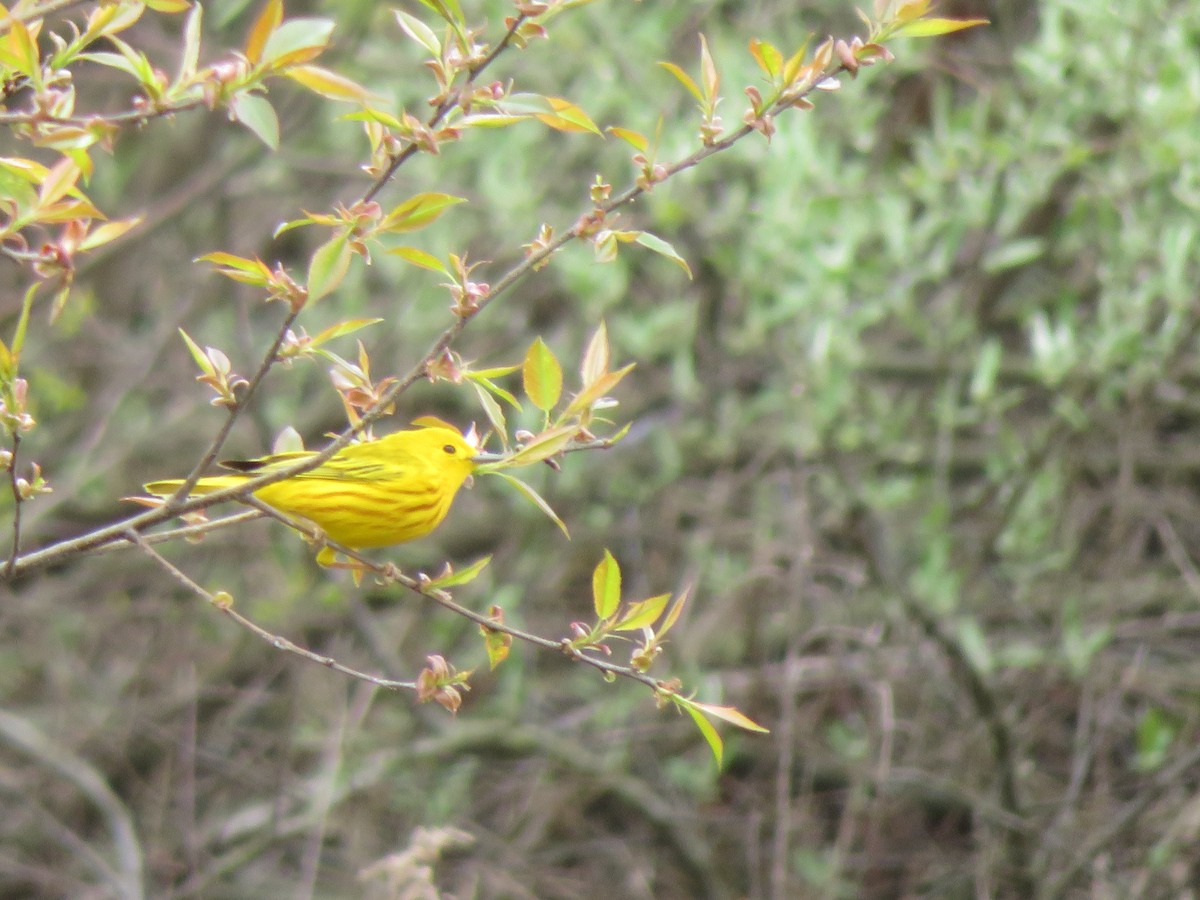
145 424 484 550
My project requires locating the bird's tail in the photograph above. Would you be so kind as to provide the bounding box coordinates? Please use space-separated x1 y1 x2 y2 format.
143 475 248 496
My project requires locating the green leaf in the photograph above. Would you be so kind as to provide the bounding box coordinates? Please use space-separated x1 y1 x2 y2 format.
78 216 142 252
523 337 563 413
469 380 508 442
615 593 670 632
285 65 370 102
310 318 382 348
592 550 621 619
699 34 719 102
393 8 441 56
425 555 492 589
176 3 202 86
658 61 703 104
230 93 280 150
486 471 569 538
580 320 610 385
10 283 38 362
386 246 448 274
563 363 635 419
679 698 724 767
244 0 282 64
379 192 467 234
495 425 579 468
749 38 782 80
657 586 689 637
178 329 215 377
306 233 352 302
607 127 648 152
892 16 989 38
481 616 511 670
260 17 334 68
690 700 770 733
635 232 692 277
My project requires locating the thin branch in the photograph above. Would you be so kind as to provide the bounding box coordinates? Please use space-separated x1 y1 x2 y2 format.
0 98 209 129
360 14 528 206
91 509 264 555
5 433 21 578
173 308 300 499
127 529 416 691
236 497 665 692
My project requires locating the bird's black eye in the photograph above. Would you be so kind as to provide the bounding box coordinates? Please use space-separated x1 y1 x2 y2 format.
443 444 456 454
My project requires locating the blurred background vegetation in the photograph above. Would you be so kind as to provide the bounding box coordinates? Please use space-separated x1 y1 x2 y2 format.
5 0 1200 897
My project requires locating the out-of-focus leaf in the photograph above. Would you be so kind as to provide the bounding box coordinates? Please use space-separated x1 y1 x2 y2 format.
892 16 988 38
306 233 351 302
393 9 441 56
485 471 569 538
658 61 702 104
679 698 724 767
78 216 142 252
592 550 621 619
635 232 692 277
229 93 280 149
260 17 334 69
580 320 610 385
523 337 563 413
614 593 670 632
563 363 634 419
286 64 370 102
608 127 647 151
379 193 466 233
386 246 448 273
244 0 282 64
426 555 492 589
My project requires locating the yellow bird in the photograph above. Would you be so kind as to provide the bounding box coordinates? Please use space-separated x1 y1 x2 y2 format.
145 424 487 550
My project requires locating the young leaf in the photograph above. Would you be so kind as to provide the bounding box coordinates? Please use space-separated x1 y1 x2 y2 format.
635 232 692 278
690 701 770 733
562 363 635 419
523 337 563 413
658 61 703 104
393 9 441 56
306 233 352 302
485 471 569 538
229 93 280 150
260 17 335 69
608 127 648 152
285 65 370 102
178 329 215 377
425 555 492 589
310 318 383 348
892 16 989 38
386 246 448 274
657 586 690 637
679 698 725 767
481 607 511 670
749 38 782 80
592 550 621 620
470 380 508 442
495 425 579 468
699 34 719 104
245 0 283 64
379 192 467 234
580 320 610 386
615 593 670 632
